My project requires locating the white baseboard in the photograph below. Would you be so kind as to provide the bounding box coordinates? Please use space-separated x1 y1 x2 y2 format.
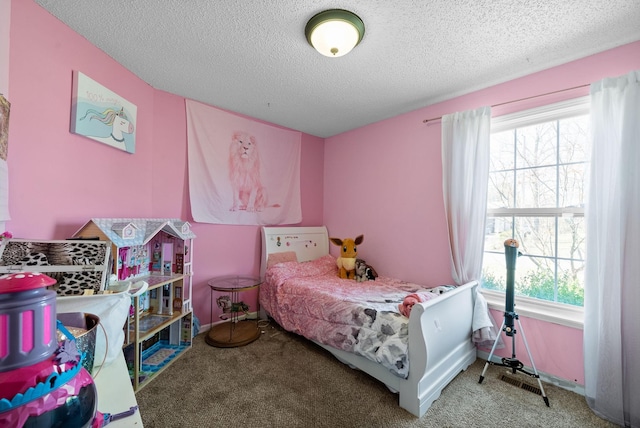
477 351 585 396
201 311 258 332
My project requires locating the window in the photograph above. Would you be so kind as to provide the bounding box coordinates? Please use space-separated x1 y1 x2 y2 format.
482 97 590 307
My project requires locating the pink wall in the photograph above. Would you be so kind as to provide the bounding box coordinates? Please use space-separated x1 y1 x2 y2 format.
1 0 10 233
8 0 156 239
149 88 324 323
0 0 10 96
324 40 640 386
9 0 640 387
6 1 324 328
486 308 584 384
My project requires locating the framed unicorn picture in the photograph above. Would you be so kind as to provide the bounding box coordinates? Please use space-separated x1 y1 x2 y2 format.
70 71 137 153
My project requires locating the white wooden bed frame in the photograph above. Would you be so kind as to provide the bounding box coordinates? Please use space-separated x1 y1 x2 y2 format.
261 226 479 417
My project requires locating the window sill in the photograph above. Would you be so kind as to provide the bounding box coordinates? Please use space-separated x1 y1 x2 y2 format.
480 289 584 330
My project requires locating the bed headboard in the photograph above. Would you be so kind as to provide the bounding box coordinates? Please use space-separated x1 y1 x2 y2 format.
260 226 330 279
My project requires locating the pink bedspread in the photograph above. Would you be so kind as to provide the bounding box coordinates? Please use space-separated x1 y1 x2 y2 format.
260 255 445 378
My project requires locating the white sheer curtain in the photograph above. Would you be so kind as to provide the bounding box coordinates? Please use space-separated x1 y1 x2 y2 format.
584 70 640 427
441 106 491 285
441 107 496 346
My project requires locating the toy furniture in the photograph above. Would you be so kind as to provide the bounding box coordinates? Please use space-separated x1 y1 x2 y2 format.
74 218 195 391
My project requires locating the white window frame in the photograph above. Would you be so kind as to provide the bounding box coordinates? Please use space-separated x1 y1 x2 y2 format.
482 96 590 329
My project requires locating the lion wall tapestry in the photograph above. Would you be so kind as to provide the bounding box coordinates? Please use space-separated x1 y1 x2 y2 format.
186 99 302 225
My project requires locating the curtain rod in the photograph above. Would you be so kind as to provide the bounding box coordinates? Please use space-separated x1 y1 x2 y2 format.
422 83 590 124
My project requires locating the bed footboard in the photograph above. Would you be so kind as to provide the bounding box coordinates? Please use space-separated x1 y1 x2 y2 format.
314 280 478 418
399 280 478 417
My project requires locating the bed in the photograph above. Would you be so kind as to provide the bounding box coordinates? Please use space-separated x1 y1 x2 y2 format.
260 226 479 417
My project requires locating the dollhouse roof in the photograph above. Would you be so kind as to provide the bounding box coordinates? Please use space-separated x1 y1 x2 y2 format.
111 222 138 236
75 218 196 247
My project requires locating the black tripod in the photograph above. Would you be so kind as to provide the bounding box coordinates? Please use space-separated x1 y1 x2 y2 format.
478 239 549 407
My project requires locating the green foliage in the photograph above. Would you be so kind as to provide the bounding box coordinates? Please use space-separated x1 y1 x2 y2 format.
482 268 584 307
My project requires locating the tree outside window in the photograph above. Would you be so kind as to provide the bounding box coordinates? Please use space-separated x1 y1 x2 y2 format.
482 108 589 307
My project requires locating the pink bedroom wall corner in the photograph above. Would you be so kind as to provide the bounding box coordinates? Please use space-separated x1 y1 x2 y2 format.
323 40 640 386
7 0 155 239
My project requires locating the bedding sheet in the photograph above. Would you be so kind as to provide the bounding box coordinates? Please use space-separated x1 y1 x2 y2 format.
260 255 446 378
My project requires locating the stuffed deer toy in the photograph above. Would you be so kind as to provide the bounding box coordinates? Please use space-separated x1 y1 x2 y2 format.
329 235 364 279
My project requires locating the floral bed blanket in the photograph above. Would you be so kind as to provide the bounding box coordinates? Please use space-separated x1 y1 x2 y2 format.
260 255 447 378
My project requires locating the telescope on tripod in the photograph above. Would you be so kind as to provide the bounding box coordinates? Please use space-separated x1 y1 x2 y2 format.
478 238 550 407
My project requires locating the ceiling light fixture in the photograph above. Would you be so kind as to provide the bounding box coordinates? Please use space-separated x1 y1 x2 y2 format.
305 9 365 58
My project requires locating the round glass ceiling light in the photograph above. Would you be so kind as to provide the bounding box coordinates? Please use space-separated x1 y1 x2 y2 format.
305 9 365 58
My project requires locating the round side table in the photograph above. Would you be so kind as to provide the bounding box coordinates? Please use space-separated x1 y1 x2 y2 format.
205 275 261 348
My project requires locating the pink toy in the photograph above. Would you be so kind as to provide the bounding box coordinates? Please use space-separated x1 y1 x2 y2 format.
0 272 101 427
398 292 437 317
0 272 57 371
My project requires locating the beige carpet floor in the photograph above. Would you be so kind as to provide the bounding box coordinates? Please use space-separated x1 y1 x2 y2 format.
136 322 614 427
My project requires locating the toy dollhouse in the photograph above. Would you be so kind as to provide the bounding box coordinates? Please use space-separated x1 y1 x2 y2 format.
74 218 195 310
73 218 196 391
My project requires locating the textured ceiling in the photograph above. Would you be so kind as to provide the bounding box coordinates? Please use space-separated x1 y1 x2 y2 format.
35 1 640 138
